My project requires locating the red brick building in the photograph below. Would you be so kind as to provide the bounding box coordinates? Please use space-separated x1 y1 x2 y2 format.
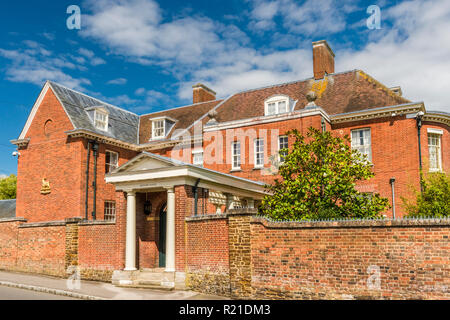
6 40 449 289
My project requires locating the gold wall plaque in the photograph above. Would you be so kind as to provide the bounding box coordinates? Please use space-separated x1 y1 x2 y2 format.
40 178 51 195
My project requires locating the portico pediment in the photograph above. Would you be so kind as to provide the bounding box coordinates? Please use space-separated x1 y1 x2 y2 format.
113 152 182 173
106 152 268 199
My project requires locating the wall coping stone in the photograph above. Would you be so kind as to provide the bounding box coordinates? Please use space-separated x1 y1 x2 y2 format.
228 208 258 216
0 217 27 223
251 216 450 229
185 209 258 222
78 220 116 226
185 214 228 222
19 221 66 228
65 217 83 224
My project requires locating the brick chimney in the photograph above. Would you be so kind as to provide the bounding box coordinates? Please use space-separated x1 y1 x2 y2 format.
312 40 335 80
192 83 216 104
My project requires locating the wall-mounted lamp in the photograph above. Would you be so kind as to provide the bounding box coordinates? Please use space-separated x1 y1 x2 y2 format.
144 201 152 215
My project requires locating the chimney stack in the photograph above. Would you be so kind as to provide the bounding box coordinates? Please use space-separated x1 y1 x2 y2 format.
192 83 216 104
312 40 335 80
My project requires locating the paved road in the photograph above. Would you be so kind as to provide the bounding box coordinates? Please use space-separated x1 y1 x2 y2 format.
0 285 78 300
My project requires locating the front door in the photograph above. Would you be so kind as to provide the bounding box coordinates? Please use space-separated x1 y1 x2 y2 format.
159 203 167 268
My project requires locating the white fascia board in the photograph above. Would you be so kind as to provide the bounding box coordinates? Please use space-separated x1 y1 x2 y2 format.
331 102 425 124
105 167 190 184
106 164 267 197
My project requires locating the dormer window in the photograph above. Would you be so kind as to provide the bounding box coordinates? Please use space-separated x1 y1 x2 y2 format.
152 119 165 139
149 116 177 141
265 95 291 116
94 109 108 131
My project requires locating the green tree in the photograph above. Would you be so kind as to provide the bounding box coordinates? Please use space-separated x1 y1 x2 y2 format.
260 128 389 220
0 174 17 200
402 172 450 218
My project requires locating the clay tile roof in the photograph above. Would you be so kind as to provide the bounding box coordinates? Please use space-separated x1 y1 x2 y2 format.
212 70 410 123
139 99 223 143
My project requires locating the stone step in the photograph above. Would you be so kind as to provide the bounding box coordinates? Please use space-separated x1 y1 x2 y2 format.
141 268 165 273
117 283 174 291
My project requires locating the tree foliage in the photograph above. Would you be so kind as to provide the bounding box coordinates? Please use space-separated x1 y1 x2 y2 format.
0 174 17 200
402 172 450 218
260 128 389 220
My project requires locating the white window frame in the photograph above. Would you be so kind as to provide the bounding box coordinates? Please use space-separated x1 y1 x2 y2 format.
264 95 290 116
231 141 241 170
105 150 119 173
278 135 289 164
254 138 265 168
152 119 165 140
192 149 204 166
351 128 372 163
94 109 108 131
428 131 443 172
104 201 116 221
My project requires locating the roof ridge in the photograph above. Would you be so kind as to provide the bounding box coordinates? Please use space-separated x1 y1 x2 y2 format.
139 99 224 117
233 69 358 96
47 81 139 117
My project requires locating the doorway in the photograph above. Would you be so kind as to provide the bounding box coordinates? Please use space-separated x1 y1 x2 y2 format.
158 203 167 268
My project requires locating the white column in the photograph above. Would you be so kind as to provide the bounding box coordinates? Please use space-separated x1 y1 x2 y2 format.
165 187 176 272
124 191 137 271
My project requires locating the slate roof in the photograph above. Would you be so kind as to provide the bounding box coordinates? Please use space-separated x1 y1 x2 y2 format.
0 199 16 219
49 81 140 144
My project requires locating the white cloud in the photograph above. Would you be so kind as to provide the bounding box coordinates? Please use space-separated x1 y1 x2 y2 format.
78 0 448 113
0 42 91 90
107 78 128 85
77 48 106 66
338 0 450 111
248 0 358 34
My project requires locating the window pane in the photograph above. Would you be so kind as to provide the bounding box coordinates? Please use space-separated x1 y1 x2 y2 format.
193 152 203 166
351 129 372 162
267 103 276 115
105 151 119 173
428 134 442 171
255 139 264 166
104 201 116 221
232 142 241 169
278 101 287 113
153 120 165 138
94 111 108 131
279 136 289 163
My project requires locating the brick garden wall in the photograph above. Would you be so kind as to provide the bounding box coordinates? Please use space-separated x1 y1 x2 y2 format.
184 210 450 300
185 214 230 296
0 219 67 277
251 217 450 300
78 191 127 281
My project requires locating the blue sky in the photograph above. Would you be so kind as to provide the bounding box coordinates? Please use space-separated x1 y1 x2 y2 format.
1 0 449 176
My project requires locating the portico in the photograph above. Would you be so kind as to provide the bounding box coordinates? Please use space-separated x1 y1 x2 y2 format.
105 152 267 288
